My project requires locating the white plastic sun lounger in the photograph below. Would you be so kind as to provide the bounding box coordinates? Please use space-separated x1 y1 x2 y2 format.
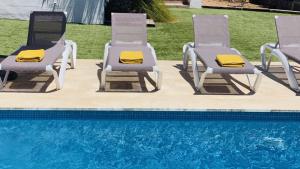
0 11 77 90
101 13 162 91
183 15 262 92
261 16 300 92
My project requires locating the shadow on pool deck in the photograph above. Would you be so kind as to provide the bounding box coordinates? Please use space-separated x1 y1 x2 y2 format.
96 63 159 93
257 65 300 94
174 64 255 96
0 60 73 93
1 73 54 93
0 60 300 111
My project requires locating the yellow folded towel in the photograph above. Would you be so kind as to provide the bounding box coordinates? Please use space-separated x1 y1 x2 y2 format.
16 49 45 62
216 54 245 68
120 51 144 64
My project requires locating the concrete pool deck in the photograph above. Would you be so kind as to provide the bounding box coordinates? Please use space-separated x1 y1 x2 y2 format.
0 59 299 111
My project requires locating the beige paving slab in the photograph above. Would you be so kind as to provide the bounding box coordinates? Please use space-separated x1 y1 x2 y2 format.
0 59 299 111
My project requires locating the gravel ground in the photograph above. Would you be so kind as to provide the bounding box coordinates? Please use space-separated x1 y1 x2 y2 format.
203 0 262 8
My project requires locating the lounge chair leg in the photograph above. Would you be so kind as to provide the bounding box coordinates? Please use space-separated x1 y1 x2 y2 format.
53 70 60 90
253 72 263 92
246 69 262 92
188 49 201 90
157 71 163 90
246 74 252 89
182 44 189 70
100 70 106 90
154 68 162 90
58 45 71 89
3 71 9 85
101 66 111 91
260 45 268 70
199 68 212 92
70 41 77 69
267 55 273 71
0 71 9 88
46 65 61 90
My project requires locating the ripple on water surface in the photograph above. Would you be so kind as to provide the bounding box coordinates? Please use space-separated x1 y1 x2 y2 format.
0 120 300 169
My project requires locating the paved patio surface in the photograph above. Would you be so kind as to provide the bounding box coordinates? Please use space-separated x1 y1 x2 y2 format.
0 59 299 111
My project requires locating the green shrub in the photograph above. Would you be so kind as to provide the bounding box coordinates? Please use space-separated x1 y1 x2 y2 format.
105 0 174 23
140 0 175 22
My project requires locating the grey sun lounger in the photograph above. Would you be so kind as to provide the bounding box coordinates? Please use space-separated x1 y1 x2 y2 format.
101 13 162 90
183 15 262 92
261 16 300 92
0 11 77 90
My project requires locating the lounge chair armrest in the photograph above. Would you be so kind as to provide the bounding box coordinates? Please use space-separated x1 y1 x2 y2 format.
65 40 77 68
183 42 195 54
147 43 158 63
103 41 112 68
184 42 195 48
260 43 280 70
261 43 279 56
182 42 195 70
147 42 160 51
253 68 262 74
262 43 279 50
230 48 242 55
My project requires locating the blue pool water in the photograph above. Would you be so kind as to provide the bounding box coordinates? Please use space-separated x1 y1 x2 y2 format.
0 110 300 169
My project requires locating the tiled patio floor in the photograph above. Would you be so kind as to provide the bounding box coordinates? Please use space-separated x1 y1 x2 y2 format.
0 59 299 111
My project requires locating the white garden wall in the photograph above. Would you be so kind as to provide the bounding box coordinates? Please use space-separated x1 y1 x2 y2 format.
0 0 106 24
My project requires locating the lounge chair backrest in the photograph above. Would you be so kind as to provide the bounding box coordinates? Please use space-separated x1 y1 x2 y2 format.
193 15 230 48
275 16 300 48
27 11 67 48
111 13 147 46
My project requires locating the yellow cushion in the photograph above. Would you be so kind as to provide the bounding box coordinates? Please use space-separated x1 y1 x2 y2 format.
120 51 144 64
16 49 45 62
216 54 245 68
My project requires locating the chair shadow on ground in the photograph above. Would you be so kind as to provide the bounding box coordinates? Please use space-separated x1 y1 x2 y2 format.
0 59 72 93
174 64 255 95
256 65 300 96
96 63 158 93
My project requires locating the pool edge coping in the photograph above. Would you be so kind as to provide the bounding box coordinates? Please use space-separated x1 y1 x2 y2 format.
0 108 299 113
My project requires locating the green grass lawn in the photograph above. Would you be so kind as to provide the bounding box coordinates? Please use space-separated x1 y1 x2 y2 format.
0 8 291 60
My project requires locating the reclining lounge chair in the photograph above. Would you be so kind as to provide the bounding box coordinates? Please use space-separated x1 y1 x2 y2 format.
0 11 77 90
183 15 262 92
101 13 162 91
261 16 300 92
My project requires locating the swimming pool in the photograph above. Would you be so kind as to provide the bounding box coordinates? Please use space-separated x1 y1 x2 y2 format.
0 109 300 169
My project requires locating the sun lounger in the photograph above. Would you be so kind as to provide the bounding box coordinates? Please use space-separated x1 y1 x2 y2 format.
0 11 77 90
183 15 262 92
101 13 162 90
261 16 300 92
